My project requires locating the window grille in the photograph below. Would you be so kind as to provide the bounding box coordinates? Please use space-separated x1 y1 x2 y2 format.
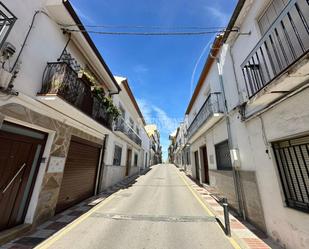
215 140 232 170
113 145 122 166
134 153 138 167
273 135 309 212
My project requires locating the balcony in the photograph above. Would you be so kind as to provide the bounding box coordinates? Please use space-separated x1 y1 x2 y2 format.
114 118 142 146
241 0 309 98
38 62 113 129
186 93 224 142
0 3 17 49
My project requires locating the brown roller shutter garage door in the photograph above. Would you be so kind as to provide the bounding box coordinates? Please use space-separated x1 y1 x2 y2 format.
56 136 101 213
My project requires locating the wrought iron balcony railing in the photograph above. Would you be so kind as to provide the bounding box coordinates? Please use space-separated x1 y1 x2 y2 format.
241 0 309 98
114 118 142 146
186 93 223 140
0 3 17 49
40 62 113 129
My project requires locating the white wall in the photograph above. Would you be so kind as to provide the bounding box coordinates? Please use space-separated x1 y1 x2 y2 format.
235 88 309 249
220 1 309 248
188 61 222 125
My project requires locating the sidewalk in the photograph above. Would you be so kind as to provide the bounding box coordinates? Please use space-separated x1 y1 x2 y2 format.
181 170 283 249
0 169 150 249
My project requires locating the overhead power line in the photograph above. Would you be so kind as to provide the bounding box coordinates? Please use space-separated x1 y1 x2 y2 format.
62 28 238 36
63 24 227 30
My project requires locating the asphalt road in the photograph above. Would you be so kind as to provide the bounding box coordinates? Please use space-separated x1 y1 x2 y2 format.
43 164 235 249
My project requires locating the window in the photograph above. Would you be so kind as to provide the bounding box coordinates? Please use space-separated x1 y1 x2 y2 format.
258 0 288 34
215 140 232 170
136 127 140 135
134 153 138 167
113 145 122 166
273 136 309 212
0 3 17 49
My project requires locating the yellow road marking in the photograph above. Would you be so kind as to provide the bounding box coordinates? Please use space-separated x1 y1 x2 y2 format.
35 193 117 249
176 171 214 216
176 170 243 249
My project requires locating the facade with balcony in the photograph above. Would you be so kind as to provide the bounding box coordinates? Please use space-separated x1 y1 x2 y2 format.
0 0 150 242
177 1 309 248
221 1 309 248
145 124 162 165
100 76 150 189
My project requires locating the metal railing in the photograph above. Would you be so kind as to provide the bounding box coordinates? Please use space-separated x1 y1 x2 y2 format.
114 117 142 146
0 3 16 49
186 93 223 140
40 62 113 129
241 0 309 98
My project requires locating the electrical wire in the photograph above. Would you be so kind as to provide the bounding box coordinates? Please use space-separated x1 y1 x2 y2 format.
62 23 227 30
62 28 238 36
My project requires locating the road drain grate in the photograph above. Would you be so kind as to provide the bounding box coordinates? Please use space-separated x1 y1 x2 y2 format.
90 213 217 223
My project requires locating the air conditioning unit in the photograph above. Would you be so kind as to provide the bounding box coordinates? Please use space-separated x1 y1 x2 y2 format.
0 68 12 89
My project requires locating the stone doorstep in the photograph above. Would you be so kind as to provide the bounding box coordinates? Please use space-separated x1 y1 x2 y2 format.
183 173 271 249
0 224 32 246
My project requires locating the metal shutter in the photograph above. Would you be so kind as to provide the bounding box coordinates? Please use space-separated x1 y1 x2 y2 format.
56 137 101 213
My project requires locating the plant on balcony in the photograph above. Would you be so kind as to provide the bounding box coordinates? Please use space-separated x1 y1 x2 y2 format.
91 86 120 121
78 68 98 86
102 96 121 121
92 86 105 100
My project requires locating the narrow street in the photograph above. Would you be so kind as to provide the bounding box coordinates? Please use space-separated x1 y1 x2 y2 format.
38 165 234 249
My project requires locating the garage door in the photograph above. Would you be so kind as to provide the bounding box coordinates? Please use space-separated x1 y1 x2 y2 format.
56 137 101 213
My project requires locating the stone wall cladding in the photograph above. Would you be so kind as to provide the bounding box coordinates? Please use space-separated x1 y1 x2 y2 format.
239 171 267 232
0 103 104 226
209 169 267 233
209 169 239 211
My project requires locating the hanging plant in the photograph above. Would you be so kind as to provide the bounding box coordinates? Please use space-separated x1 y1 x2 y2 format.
102 96 121 120
78 68 98 86
92 86 105 100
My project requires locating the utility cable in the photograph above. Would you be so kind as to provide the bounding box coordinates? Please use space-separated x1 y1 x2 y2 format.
62 28 238 36
62 24 227 30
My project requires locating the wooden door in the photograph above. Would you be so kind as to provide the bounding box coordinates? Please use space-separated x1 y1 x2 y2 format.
56 137 101 213
0 125 45 231
125 149 132 176
194 151 200 182
202 146 209 184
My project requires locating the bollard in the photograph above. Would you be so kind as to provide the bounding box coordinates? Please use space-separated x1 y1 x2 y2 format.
222 197 231 237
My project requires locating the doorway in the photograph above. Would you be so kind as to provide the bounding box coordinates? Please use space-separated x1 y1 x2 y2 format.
201 146 209 184
125 148 132 176
194 151 200 182
0 122 46 231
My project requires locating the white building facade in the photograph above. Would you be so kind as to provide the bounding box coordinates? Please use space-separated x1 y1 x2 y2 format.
0 0 150 241
101 77 150 189
181 1 309 249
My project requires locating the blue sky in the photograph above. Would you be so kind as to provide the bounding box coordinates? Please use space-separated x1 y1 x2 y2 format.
71 0 237 160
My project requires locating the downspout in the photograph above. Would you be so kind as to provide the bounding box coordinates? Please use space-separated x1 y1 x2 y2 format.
211 50 247 220
97 135 108 193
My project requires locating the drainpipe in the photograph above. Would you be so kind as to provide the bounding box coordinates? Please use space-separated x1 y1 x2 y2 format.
211 51 246 220
97 135 108 193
